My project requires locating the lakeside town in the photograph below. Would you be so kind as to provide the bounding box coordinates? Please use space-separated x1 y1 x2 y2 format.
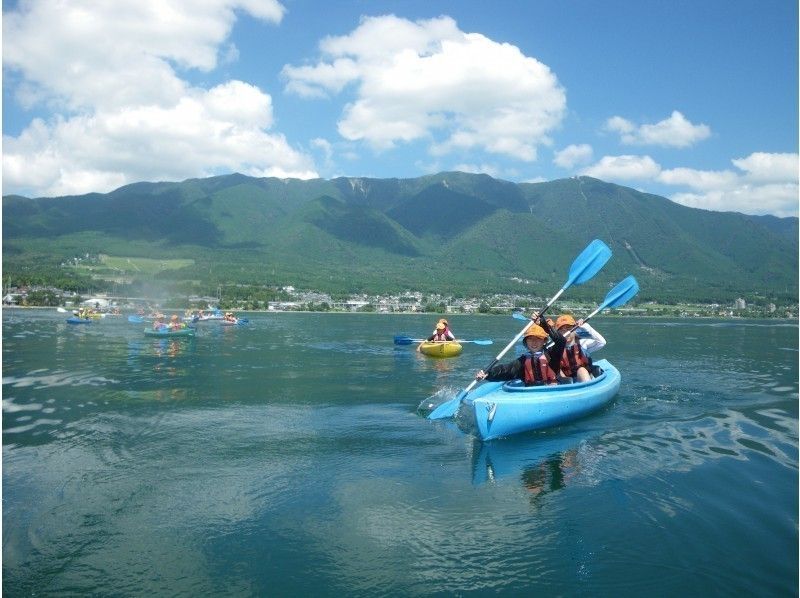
3 284 797 319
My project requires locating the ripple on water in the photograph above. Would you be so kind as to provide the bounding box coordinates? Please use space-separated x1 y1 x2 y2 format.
2 370 119 390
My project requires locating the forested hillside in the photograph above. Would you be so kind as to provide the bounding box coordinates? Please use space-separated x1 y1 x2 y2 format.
3 173 797 303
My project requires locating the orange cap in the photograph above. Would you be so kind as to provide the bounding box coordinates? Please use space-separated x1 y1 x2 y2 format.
523 324 548 340
555 314 576 329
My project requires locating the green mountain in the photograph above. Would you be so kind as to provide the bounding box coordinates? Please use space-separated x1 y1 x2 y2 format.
3 173 797 303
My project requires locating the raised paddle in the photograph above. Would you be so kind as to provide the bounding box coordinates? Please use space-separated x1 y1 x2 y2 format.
512 275 640 328
426 239 612 420
394 335 493 345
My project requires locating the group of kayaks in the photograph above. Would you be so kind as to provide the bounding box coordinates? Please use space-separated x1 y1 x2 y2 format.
67 308 247 339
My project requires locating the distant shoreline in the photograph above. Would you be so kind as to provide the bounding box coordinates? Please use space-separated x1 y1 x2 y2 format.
2 305 796 321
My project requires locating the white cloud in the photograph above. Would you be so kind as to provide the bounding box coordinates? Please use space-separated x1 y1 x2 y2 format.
669 185 798 217
658 152 799 217
580 155 661 181
553 144 593 169
3 82 317 196
657 167 739 191
580 151 798 217
2 0 320 197
732 152 798 183
606 111 711 148
282 15 566 161
452 163 501 178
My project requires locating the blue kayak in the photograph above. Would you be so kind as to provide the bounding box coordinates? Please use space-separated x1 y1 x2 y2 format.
66 317 92 324
457 359 620 441
143 327 195 338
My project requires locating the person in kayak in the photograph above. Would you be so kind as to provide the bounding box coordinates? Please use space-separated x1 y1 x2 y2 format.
426 320 455 342
475 313 565 386
437 318 455 338
554 314 606 382
223 312 238 323
153 315 167 330
168 314 185 331
417 320 456 353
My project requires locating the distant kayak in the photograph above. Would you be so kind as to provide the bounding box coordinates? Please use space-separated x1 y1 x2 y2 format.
418 341 463 358
144 327 195 338
457 359 620 441
66 317 92 324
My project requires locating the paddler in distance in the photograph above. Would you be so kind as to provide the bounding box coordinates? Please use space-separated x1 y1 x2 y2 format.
417 320 455 352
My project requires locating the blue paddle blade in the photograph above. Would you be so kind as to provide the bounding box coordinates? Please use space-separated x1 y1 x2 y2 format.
470 339 493 345
602 275 640 309
566 239 612 286
427 390 465 420
394 335 415 345
512 311 530 322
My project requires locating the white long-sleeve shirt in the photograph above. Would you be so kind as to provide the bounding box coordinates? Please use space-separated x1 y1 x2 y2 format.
572 322 606 355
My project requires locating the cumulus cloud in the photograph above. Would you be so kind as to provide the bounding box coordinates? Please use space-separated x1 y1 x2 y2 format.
553 144 593 169
580 151 798 217
606 111 711 148
2 0 318 197
282 15 566 161
580 155 661 181
658 152 798 217
732 152 798 183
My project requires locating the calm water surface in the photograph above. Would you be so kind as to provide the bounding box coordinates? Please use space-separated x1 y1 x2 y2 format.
3 310 798 596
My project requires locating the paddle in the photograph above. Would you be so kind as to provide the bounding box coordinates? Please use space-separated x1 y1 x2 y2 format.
511 275 640 329
394 335 493 346
426 239 612 420
56 307 67 313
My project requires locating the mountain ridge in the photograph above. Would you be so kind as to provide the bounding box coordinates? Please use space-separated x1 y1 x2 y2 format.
3 172 797 303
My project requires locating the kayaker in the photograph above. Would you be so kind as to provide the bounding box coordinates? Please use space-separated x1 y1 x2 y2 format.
168 314 184 331
426 320 455 342
223 312 238 323
554 314 606 382
153 315 167 330
475 314 565 386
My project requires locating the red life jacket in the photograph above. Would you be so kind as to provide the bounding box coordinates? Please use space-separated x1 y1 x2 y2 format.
432 330 451 341
560 343 591 377
522 353 557 386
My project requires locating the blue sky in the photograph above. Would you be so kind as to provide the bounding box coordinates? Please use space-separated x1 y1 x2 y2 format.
3 0 798 216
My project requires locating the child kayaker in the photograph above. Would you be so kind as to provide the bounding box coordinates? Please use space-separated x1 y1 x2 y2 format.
426 320 455 342
168 314 184 330
554 314 606 382
475 313 565 386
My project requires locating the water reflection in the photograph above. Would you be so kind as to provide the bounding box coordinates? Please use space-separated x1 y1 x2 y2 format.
471 431 594 487
520 449 578 503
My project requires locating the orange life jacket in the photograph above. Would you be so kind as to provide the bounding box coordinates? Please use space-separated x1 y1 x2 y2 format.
560 343 591 377
522 353 557 386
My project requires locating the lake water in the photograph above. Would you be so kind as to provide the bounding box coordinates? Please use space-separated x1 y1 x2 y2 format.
3 310 798 596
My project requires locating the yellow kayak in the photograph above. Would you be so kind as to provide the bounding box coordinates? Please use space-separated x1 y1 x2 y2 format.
418 341 463 358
